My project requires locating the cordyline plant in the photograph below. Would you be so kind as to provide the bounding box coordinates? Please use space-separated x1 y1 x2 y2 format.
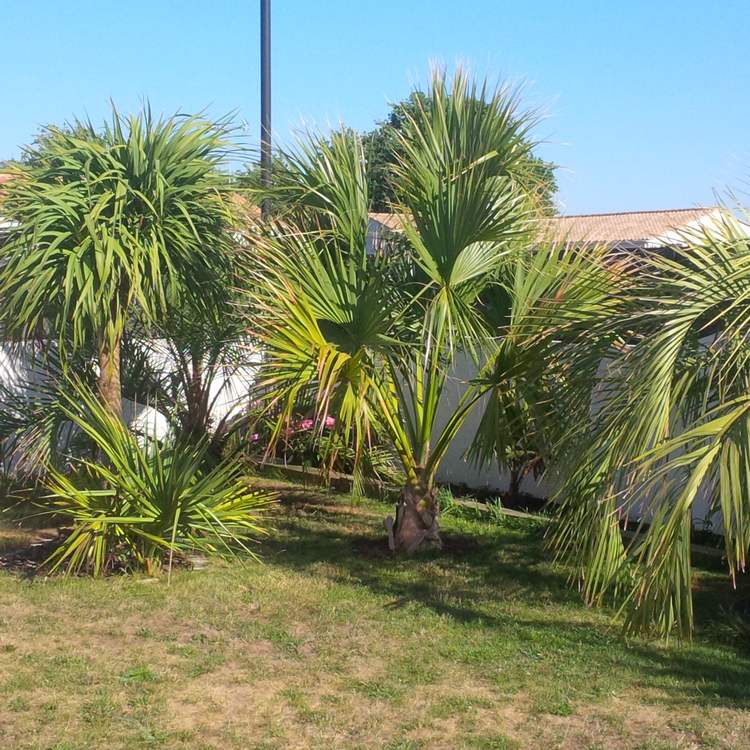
0 106 238 419
246 70 572 553
124 274 253 458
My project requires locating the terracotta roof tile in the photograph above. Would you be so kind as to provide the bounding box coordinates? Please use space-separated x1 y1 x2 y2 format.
549 207 723 244
0 179 732 250
229 192 261 222
368 212 405 232
370 208 729 247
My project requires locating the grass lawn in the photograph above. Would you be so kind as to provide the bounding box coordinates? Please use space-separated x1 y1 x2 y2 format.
1 480 749 749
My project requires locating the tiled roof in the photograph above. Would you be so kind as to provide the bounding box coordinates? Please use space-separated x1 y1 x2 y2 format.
370 207 729 247
368 212 405 232
549 207 723 245
0 173 15 200
0 173 730 249
229 192 261 222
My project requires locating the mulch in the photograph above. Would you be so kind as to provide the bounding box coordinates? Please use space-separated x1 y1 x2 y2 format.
0 529 64 575
0 529 199 577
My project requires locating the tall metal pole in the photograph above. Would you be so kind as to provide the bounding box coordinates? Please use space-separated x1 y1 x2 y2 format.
260 0 271 218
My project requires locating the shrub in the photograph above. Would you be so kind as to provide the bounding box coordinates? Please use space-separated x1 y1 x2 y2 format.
245 409 405 487
485 498 505 525
42 384 274 576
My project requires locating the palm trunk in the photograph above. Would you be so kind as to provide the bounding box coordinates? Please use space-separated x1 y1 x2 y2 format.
185 350 207 440
98 337 122 419
390 472 441 554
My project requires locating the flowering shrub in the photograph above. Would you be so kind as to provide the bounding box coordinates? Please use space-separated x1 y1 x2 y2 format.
248 415 336 446
243 411 402 486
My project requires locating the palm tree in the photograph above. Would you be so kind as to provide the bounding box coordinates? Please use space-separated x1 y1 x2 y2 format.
126 280 252 458
470 341 546 498
543 209 750 636
468 239 613 498
248 71 548 552
0 107 237 419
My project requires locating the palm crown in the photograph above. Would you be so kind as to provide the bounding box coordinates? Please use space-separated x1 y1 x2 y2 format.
248 70 556 552
0 107 237 416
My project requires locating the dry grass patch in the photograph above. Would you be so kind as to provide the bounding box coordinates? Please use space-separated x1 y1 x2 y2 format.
1 486 749 749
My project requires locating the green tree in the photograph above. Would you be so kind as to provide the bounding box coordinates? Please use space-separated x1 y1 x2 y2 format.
126 275 252 459
469 236 615 499
0 108 237 419
538 209 750 637
235 153 287 192
470 341 547 499
249 71 571 553
362 91 558 213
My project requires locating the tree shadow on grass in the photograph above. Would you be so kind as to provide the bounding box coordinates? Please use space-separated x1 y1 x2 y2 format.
262 499 750 708
623 639 750 707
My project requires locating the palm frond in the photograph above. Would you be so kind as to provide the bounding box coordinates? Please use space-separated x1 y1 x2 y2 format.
0 106 239 356
545 208 750 636
42 381 274 576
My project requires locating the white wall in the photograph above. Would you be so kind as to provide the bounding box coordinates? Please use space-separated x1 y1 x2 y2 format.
134 340 259 439
433 350 719 530
0 341 720 529
433 351 553 496
0 342 259 466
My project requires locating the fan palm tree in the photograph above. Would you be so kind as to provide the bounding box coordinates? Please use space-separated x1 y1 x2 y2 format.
543 210 750 636
248 70 556 553
469 339 547 497
0 107 237 419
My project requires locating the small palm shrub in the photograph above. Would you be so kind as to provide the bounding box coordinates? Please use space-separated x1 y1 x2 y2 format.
42 385 274 576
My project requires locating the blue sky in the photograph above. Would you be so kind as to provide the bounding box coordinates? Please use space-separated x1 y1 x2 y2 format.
2 0 748 214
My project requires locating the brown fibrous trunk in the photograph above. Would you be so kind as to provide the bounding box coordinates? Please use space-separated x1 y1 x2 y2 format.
509 466 521 499
184 350 208 440
385 474 441 554
98 337 123 420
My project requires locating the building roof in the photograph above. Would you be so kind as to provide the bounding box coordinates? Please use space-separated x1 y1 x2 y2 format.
229 192 261 223
0 174 16 233
0 172 15 201
0 171 736 250
549 207 725 246
368 212 405 232
369 207 733 249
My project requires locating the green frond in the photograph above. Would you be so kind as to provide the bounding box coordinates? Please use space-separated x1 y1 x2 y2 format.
0 106 239 355
42 381 274 576
545 207 750 637
248 69 550 494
